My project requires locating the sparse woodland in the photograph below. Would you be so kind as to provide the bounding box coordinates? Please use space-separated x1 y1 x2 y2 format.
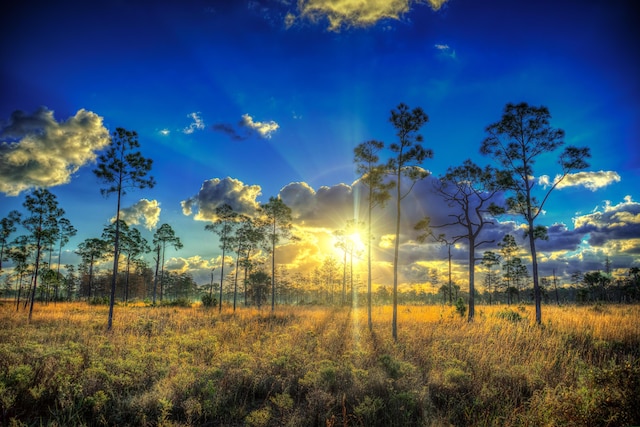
1 103 639 426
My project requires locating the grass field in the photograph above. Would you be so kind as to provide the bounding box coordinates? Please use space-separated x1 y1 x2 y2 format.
0 301 638 426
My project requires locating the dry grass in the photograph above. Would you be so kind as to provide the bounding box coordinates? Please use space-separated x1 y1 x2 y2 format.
0 300 638 426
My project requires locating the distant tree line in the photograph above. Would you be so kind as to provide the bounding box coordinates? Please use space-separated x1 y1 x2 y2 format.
4 101 640 338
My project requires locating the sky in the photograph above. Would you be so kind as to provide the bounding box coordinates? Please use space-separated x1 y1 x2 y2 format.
1 0 639 290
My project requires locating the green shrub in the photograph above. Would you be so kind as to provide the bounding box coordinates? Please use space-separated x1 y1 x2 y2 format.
89 296 109 305
495 308 523 322
201 293 216 307
455 297 466 318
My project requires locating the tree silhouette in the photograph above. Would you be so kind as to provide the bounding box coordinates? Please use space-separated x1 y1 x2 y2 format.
152 223 183 303
431 159 504 321
386 103 433 341
54 217 76 300
94 127 155 330
481 251 501 304
260 196 293 311
10 236 30 311
76 237 109 299
0 210 21 274
205 204 238 312
235 216 266 307
414 218 462 305
21 189 62 321
354 140 393 330
481 102 590 323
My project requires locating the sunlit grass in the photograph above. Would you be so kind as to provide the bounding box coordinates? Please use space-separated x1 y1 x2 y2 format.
1 300 638 426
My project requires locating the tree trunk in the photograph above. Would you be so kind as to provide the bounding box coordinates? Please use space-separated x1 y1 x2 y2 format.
468 242 475 322
527 218 542 324
107 191 121 331
392 177 401 341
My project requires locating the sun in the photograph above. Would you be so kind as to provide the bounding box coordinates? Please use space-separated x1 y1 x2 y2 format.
332 230 366 261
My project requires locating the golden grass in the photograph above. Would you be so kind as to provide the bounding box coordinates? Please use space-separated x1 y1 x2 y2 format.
0 300 638 426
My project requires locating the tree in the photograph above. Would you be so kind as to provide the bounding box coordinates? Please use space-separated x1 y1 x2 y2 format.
248 270 270 308
64 264 79 301
321 255 339 304
354 140 393 330
21 189 62 321
386 103 433 341
415 219 463 305
332 228 348 305
9 236 30 310
236 217 266 307
94 127 155 330
1 210 21 274
152 223 183 303
205 204 238 312
481 251 501 304
54 217 76 300
481 102 590 324
431 160 504 321
76 238 109 299
104 221 150 302
498 234 519 302
260 196 293 312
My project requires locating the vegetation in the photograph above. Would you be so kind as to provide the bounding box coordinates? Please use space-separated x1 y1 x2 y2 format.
385 103 433 341
93 127 155 330
0 301 637 426
480 103 591 324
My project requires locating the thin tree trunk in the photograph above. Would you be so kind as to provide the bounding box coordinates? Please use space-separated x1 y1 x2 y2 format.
107 190 121 331
392 177 401 341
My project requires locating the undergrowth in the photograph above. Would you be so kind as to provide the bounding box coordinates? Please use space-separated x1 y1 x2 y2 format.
0 301 638 426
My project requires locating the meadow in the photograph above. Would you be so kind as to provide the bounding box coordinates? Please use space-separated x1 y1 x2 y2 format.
0 301 638 426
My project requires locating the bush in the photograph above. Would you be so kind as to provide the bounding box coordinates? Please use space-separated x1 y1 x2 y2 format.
160 298 192 307
201 294 216 308
89 296 110 305
455 297 466 318
495 308 523 322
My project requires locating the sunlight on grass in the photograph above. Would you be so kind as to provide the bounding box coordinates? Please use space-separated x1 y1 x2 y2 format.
1 301 638 426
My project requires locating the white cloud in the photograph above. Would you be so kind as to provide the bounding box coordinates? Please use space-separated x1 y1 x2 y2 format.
181 177 262 221
293 0 448 31
434 44 449 50
115 198 161 230
539 170 621 191
0 107 110 196
183 112 205 134
159 129 170 136
240 114 279 139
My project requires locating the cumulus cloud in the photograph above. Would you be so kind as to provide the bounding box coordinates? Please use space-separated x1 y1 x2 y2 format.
183 112 205 134
573 196 640 248
213 114 279 140
538 170 620 191
240 114 279 139
280 181 357 228
0 107 110 196
181 177 262 221
293 0 448 31
114 199 161 230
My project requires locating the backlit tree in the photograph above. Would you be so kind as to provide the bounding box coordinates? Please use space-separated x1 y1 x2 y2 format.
481 103 590 323
94 127 155 330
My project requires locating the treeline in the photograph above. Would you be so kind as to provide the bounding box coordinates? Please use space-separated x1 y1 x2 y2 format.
2 102 639 335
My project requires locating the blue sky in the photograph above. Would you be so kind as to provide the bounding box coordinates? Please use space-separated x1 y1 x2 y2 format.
1 0 638 288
